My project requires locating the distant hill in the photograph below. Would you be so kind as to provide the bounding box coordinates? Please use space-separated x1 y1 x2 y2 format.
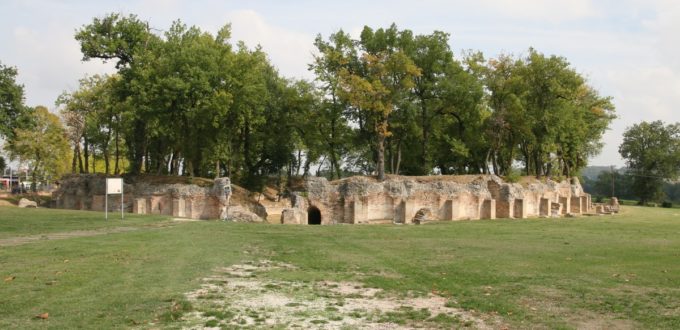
581 166 615 180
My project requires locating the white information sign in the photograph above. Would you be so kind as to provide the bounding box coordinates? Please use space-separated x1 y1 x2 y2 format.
105 178 124 220
106 178 123 194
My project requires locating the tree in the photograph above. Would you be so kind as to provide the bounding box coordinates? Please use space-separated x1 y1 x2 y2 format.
337 25 421 181
7 106 69 191
75 13 153 69
619 121 680 204
484 49 615 177
57 75 122 174
0 61 31 140
309 31 355 179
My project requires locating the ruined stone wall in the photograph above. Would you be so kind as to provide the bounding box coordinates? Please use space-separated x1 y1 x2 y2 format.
53 174 595 224
52 175 264 221
287 175 593 225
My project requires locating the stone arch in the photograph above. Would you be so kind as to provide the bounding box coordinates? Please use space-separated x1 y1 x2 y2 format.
307 206 322 225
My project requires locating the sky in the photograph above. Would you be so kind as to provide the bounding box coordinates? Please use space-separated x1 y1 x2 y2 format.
1 0 679 168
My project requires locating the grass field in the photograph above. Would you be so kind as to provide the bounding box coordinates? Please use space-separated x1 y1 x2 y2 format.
1 205 679 329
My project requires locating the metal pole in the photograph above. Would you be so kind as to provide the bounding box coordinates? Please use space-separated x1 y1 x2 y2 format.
105 179 108 220
121 180 124 220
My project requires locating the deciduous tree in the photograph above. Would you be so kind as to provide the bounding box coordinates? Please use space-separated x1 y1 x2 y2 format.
619 121 680 204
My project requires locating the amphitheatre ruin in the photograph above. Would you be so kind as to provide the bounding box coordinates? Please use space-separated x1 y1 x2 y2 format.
52 174 617 224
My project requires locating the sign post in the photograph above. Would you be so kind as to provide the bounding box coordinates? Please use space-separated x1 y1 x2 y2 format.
106 178 124 220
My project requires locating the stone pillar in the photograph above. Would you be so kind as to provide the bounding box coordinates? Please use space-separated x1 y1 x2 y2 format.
133 198 147 214
445 198 460 220
570 196 582 214
403 199 416 224
580 196 587 214
586 194 592 212
185 199 195 219
353 199 368 224
172 198 185 217
559 196 570 215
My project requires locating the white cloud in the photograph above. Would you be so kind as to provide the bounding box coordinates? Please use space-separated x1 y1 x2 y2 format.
224 10 316 80
477 0 599 22
9 22 115 109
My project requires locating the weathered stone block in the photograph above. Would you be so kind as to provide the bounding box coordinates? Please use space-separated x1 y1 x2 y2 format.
172 198 185 217
281 208 306 224
133 198 147 214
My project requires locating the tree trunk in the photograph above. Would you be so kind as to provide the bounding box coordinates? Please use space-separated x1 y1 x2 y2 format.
71 145 78 173
31 164 38 192
420 101 429 174
77 144 84 173
83 135 90 174
114 129 120 175
377 133 386 181
131 119 146 174
103 146 110 175
395 140 402 175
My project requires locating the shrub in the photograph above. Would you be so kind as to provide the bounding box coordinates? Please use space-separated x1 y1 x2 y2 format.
662 201 673 208
505 168 521 183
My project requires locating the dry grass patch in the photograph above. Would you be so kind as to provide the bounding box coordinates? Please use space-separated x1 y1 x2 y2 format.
170 260 499 329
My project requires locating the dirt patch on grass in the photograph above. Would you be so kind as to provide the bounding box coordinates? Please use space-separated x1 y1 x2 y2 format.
172 260 500 329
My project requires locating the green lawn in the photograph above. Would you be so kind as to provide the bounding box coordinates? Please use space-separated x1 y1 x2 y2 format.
1 205 679 329
0 206 171 239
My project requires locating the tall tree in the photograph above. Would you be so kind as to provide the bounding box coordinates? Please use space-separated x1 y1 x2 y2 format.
310 31 356 179
6 106 69 191
0 61 31 140
337 25 421 181
619 121 680 204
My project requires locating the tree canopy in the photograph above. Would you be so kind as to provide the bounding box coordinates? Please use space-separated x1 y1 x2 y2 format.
7 106 70 190
619 121 680 204
0 61 32 141
54 15 618 189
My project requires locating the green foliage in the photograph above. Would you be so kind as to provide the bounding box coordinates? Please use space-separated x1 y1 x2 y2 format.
0 61 32 140
619 121 680 204
71 14 615 185
485 49 615 177
504 167 522 183
6 106 70 190
0 156 5 174
75 13 153 68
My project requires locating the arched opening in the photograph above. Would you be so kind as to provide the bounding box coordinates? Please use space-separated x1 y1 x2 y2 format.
307 206 321 225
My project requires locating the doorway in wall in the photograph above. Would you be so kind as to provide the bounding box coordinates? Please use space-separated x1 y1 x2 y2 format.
307 206 321 225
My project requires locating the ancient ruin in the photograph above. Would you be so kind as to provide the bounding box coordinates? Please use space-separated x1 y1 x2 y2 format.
51 174 611 224
284 175 593 225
